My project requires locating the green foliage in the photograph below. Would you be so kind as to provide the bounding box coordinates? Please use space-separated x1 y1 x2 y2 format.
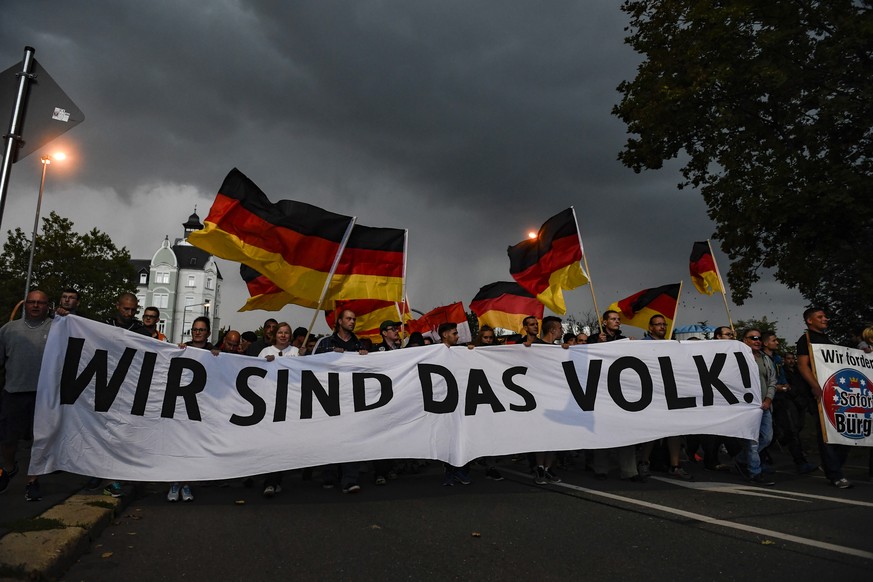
0 211 136 318
735 316 778 337
614 0 873 341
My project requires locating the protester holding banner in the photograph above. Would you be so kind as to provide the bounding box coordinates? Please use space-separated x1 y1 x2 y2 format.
530 316 564 485
258 322 300 361
796 308 852 489
314 309 366 493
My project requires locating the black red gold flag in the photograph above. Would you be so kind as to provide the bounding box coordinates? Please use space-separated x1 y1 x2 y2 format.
469 281 543 333
689 241 723 295
507 208 588 314
607 283 681 336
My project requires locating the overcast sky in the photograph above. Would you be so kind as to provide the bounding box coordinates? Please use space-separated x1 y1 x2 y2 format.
0 1 808 337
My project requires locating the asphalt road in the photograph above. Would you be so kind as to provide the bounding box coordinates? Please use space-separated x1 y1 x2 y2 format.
61 452 873 582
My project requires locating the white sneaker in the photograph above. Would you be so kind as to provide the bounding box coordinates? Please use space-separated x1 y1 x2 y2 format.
263 485 275 498
181 484 194 501
167 483 181 502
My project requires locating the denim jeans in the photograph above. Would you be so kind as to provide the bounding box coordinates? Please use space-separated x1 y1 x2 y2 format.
742 409 773 477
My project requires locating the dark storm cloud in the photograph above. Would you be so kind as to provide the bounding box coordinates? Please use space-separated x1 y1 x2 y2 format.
0 1 809 335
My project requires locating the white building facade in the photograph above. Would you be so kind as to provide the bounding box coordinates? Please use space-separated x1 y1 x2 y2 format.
133 211 222 343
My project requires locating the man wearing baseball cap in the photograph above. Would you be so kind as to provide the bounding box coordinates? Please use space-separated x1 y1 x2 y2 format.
375 320 402 351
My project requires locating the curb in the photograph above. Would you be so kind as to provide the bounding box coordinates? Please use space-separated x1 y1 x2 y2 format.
0 491 130 580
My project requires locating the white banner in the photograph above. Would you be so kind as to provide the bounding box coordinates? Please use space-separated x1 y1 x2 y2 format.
30 316 762 481
812 344 873 446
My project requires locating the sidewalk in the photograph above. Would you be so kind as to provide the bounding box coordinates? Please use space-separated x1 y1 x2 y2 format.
0 442 131 580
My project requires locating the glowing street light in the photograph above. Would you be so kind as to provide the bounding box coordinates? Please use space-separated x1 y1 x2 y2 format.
23 152 66 304
527 231 537 240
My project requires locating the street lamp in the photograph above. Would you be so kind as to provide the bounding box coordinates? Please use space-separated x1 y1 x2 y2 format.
180 300 211 343
23 152 65 304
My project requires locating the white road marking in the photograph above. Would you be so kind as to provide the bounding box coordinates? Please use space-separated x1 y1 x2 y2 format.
504 469 873 561
653 477 873 507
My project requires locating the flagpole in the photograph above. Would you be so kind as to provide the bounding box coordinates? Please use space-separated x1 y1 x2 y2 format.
302 217 357 352
399 229 409 339
707 239 735 335
570 206 602 335
669 280 683 339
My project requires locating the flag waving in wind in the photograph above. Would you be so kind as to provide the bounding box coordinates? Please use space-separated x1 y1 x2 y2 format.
607 283 681 337
689 241 724 296
190 169 405 309
507 208 588 314
470 282 543 333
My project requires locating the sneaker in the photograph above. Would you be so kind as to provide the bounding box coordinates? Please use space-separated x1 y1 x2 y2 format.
733 460 750 480
750 473 775 486
375 475 387 486
544 468 562 483
441 471 455 487
0 469 8 495
342 483 361 494
454 468 472 485
322 482 335 490
84 477 103 491
486 467 504 481
797 462 818 475
832 478 853 489
534 466 547 485
669 466 693 480
181 484 194 502
263 485 275 498
24 480 41 502
167 483 181 502
637 462 651 478
103 481 123 498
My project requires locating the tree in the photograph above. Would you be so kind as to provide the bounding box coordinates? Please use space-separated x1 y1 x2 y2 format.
613 0 873 341
0 211 137 318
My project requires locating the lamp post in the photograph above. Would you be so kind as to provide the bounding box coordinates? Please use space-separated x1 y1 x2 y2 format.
23 152 65 304
180 299 211 343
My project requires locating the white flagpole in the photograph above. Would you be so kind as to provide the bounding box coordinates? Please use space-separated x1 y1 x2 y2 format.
302 217 357 352
571 206 602 335
707 239 734 335
399 229 409 338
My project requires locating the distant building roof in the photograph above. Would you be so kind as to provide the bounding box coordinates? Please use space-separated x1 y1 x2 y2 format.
131 259 150 273
172 244 222 279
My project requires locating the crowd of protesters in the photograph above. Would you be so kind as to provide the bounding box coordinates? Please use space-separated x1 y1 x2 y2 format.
1 288 870 504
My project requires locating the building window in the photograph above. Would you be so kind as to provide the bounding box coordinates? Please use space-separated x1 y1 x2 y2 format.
154 293 169 309
158 319 166 334
206 277 214 290
187 275 196 287
139 272 148 285
156 271 170 284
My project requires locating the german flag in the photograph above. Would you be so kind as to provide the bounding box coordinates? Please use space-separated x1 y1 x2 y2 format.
324 299 410 342
189 169 405 308
406 302 472 343
607 283 681 336
239 264 296 312
507 208 588 314
469 282 543 333
689 241 723 296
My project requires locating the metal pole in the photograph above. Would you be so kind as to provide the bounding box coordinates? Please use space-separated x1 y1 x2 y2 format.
0 46 37 231
23 156 49 304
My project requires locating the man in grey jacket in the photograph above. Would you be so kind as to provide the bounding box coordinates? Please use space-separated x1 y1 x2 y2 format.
0 290 52 501
736 328 776 486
